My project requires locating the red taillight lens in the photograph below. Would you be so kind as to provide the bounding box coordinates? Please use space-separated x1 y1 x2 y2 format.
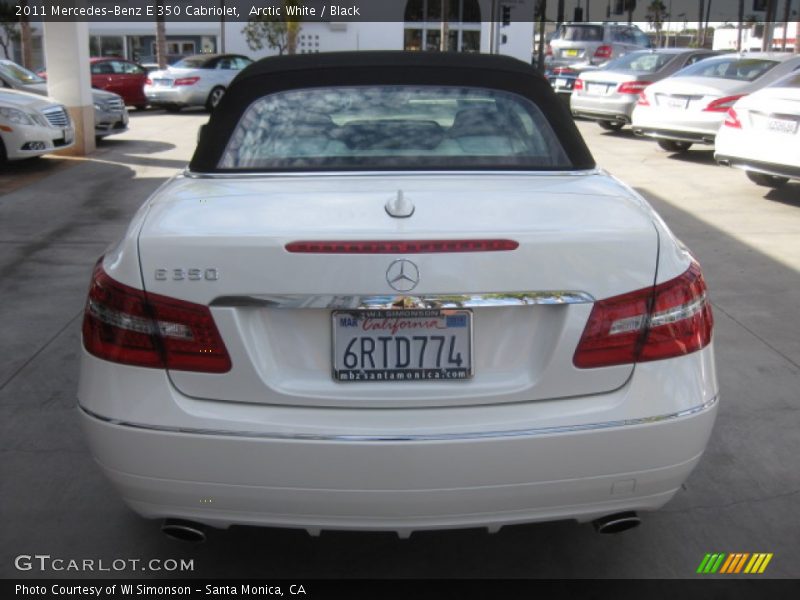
145 77 152 86
618 81 652 95
637 91 650 106
574 78 584 91
594 45 612 60
573 262 713 368
174 77 200 86
703 94 746 113
545 44 553 57
285 239 519 254
82 262 231 373
723 107 742 129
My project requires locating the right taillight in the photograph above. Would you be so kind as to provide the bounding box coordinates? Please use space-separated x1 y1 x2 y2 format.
573 261 713 369
636 91 650 106
573 78 584 91
594 45 613 60
545 44 553 57
723 107 742 129
145 78 152 86
82 261 231 373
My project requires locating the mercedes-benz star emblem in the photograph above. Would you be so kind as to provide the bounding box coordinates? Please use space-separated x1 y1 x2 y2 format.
386 259 420 292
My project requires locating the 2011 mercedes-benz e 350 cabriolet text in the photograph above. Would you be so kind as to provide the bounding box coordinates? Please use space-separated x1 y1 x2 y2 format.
78 52 717 540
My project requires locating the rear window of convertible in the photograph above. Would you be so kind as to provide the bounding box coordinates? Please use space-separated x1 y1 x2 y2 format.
218 85 572 171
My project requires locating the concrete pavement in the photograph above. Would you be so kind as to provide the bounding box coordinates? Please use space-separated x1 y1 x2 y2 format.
0 113 798 578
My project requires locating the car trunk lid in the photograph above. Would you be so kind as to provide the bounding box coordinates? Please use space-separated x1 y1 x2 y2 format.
137 172 659 408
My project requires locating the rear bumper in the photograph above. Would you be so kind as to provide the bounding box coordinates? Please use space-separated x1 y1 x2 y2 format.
633 127 716 145
716 155 800 181
78 343 718 534
632 107 723 145
570 95 636 124
144 85 206 107
79 399 716 533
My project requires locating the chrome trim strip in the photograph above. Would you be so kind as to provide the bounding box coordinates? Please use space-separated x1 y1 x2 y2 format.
79 395 718 442
182 168 603 180
210 291 595 310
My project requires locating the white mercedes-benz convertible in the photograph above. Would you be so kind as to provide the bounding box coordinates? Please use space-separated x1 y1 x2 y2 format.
78 52 717 541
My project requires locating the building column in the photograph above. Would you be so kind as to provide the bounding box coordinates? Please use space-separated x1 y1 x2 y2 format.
42 21 95 156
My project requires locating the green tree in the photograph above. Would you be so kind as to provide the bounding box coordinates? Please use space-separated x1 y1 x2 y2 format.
242 1 302 56
645 0 668 47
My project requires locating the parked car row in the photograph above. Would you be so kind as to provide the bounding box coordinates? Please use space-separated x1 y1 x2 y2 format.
567 49 800 189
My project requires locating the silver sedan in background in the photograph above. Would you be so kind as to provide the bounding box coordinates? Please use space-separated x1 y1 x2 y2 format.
144 54 253 112
632 52 800 152
571 49 718 131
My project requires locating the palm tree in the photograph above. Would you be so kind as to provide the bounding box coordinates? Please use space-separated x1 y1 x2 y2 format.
645 1 668 47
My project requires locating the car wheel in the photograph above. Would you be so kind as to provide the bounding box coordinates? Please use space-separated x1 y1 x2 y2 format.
657 140 692 153
164 105 182 113
206 87 225 112
598 120 624 131
746 171 789 188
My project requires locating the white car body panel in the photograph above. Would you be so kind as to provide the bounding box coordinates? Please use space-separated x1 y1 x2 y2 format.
715 84 800 181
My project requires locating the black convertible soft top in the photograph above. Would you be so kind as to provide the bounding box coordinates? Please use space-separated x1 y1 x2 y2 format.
189 51 596 172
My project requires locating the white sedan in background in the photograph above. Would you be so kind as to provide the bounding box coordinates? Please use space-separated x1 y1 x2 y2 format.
144 54 252 112
715 70 800 188
0 88 73 163
78 52 717 542
632 52 800 152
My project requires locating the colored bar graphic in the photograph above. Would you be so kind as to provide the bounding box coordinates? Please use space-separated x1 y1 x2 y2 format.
699 552 774 574
696 554 713 573
758 554 773 573
710 553 726 573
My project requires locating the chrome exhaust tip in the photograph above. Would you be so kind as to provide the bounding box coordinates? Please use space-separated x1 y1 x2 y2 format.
161 519 207 543
592 511 641 534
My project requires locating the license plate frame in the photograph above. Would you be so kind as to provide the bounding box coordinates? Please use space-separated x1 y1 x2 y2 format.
331 309 473 383
766 117 798 134
664 96 688 110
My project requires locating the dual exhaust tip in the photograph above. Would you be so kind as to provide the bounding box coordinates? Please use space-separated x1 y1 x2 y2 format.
160 511 640 542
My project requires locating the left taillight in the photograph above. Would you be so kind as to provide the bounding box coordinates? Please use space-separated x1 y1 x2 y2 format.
82 261 231 373
703 94 746 113
573 261 713 369
723 107 742 129
618 81 652 95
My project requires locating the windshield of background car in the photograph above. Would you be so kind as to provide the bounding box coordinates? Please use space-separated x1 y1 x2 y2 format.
674 57 778 81
172 57 210 69
604 52 674 73
554 25 604 42
219 85 572 171
0 61 45 84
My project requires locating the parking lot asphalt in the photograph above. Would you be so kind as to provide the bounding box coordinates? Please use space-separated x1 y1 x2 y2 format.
1 111 798 579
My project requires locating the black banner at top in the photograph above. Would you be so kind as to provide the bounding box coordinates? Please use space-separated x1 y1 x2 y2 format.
2 0 799 23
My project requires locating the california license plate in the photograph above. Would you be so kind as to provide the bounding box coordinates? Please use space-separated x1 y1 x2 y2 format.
766 118 797 134
332 309 473 382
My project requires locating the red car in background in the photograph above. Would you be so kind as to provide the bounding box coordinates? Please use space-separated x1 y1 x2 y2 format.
89 58 148 109
40 57 148 110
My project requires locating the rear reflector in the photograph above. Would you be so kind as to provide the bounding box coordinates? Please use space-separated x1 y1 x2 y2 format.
573 261 713 368
82 261 231 373
285 239 519 254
